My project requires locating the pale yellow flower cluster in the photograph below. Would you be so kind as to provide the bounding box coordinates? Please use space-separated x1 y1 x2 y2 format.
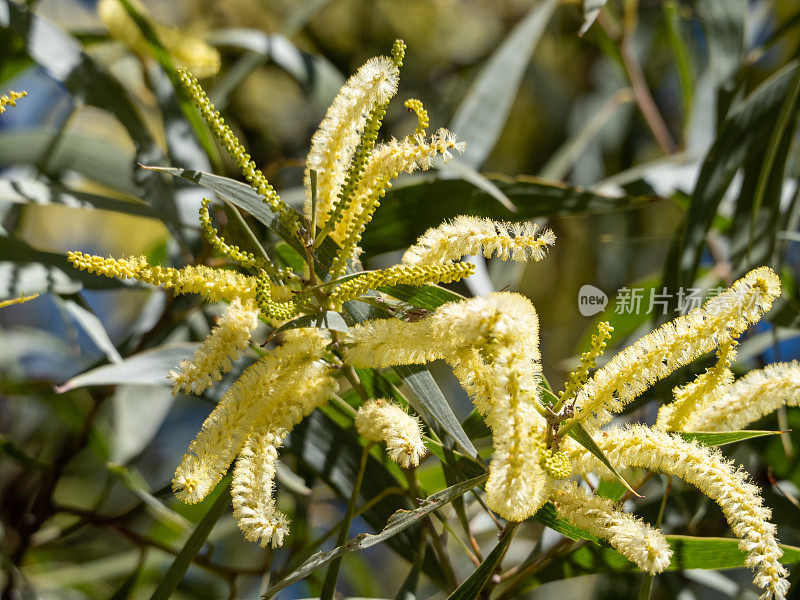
346 292 549 521
355 399 427 468
98 0 220 78
0 90 26 114
168 298 261 395
304 56 399 225
572 267 781 429
67 251 263 303
550 481 672 574
173 329 336 547
684 360 800 432
569 426 789 599
402 216 555 267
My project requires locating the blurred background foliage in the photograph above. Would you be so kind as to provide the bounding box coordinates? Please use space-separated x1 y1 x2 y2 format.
1 0 799 599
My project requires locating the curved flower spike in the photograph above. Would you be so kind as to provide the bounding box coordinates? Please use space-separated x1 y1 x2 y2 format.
355 399 427 468
570 425 789 600
172 330 330 504
402 215 555 267
232 426 290 548
345 292 548 521
0 90 26 114
683 360 800 432
304 55 400 223
572 267 781 429
168 298 260 395
551 481 672 575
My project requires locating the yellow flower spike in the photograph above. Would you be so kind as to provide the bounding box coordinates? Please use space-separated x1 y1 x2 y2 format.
403 215 555 267
570 425 789 599
551 481 672 575
232 426 290 549
67 251 259 303
345 292 549 522
404 99 429 137
99 0 220 78
175 68 298 232
329 129 466 279
656 338 737 431
0 90 26 114
304 51 400 227
533 435 572 479
327 261 475 308
558 321 613 406
570 267 781 429
684 360 800 432
168 298 261 396
355 399 427 468
173 330 331 505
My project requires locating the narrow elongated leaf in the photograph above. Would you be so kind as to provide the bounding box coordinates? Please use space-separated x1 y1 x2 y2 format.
265 474 488 597
664 61 800 294
365 175 655 257
395 364 478 458
56 343 197 392
677 430 782 446
449 0 557 168
144 167 345 272
0 178 155 217
271 311 349 336
525 536 800 589
445 523 518 600
148 478 231 600
283 410 445 587
0 1 183 236
378 283 464 311
580 0 608 36
0 234 125 298
62 299 123 364
567 422 639 497
111 385 176 463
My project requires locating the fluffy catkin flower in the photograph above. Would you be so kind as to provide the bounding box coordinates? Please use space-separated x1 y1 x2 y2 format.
656 339 737 431
570 425 789 600
172 330 329 503
551 481 672 574
329 130 466 277
572 267 781 429
67 251 261 303
484 347 549 520
355 399 427 467
304 56 399 223
402 216 555 267
343 292 537 372
168 299 261 395
98 0 220 78
232 426 290 548
683 361 800 432
0 90 26 114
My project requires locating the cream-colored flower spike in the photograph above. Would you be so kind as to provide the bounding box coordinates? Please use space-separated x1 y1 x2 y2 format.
330 129 466 244
570 426 789 600
551 481 672 575
304 56 399 223
172 330 331 504
232 425 290 548
345 292 549 521
572 267 781 429
683 360 800 432
355 399 426 467
402 215 555 267
168 299 261 395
